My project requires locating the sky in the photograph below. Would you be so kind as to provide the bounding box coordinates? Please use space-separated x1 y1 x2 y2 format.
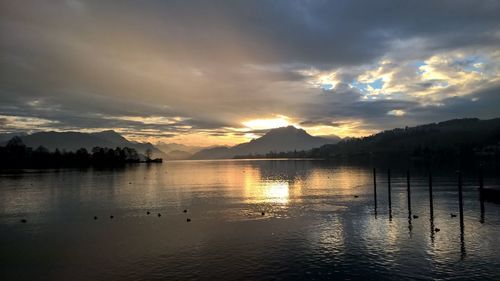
1 0 500 146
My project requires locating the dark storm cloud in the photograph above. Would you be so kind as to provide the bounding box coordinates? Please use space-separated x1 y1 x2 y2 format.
410 84 500 122
1 0 499 141
296 84 421 131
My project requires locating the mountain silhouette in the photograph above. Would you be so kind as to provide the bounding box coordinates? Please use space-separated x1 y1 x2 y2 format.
192 126 339 159
155 142 204 154
164 150 194 160
1 130 165 158
314 117 500 161
154 142 206 159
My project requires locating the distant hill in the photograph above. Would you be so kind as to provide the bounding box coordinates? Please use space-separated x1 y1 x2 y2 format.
165 150 193 160
191 146 232 159
154 142 205 159
155 142 203 154
314 118 500 161
0 132 26 143
192 126 340 159
0 130 165 158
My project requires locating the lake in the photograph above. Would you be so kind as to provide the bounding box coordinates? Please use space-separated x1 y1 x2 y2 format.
1 159 500 280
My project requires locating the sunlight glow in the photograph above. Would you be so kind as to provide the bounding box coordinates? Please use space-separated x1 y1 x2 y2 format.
262 181 289 204
299 69 340 90
387 109 406 116
303 122 377 138
242 169 292 205
242 116 290 130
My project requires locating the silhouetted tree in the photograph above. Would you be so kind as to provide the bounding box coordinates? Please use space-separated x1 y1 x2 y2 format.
0 137 144 168
145 148 153 160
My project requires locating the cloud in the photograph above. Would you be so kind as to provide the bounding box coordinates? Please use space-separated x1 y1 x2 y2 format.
387 110 406 117
1 1 500 144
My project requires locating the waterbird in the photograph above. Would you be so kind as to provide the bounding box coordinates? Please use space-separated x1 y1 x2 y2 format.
354 195 359 198
183 209 187 213
94 216 98 220
434 228 440 232
413 215 419 219
110 215 114 219
261 212 265 216
147 211 150 215
20 219 27 223
450 213 457 218
158 213 161 217
187 218 191 222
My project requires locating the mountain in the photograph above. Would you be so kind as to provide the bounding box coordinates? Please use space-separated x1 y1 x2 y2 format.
192 126 339 159
3 130 165 158
155 142 203 154
154 142 207 160
314 118 500 160
190 146 232 159
0 132 26 143
165 150 194 160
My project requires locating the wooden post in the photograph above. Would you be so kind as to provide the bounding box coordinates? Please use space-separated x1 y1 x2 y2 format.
373 168 377 215
459 170 466 259
388 169 392 219
458 171 464 230
479 165 484 191
429 171 434 219
429 171 435 244
407 170 412 219
479 165 485 223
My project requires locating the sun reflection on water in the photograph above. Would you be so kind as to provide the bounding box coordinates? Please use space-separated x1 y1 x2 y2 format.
240 165 292 204
261 181 289 204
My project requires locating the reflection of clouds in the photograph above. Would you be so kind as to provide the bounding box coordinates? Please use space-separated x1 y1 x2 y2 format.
3 160 500 278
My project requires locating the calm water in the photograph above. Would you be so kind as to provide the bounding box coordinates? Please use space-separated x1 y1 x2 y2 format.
1 160 500 280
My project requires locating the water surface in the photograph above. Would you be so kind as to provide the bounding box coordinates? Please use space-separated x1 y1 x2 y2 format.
1 160 500 280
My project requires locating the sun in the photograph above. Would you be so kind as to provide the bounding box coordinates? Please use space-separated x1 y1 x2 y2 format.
242 116 290 130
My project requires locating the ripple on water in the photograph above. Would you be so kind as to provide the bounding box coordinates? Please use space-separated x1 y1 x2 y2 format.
1 161 500 280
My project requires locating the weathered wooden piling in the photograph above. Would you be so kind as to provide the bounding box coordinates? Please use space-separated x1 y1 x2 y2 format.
429 171 435 243
373 168 377 215
458 171 464 230
429 172 434 219
387 169 391 206
459 171 466 259
407 170 412 219
479 165 484 191
479 165 485 223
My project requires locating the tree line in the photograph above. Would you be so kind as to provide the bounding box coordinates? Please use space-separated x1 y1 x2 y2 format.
0 136 143 168
234 118 500 167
